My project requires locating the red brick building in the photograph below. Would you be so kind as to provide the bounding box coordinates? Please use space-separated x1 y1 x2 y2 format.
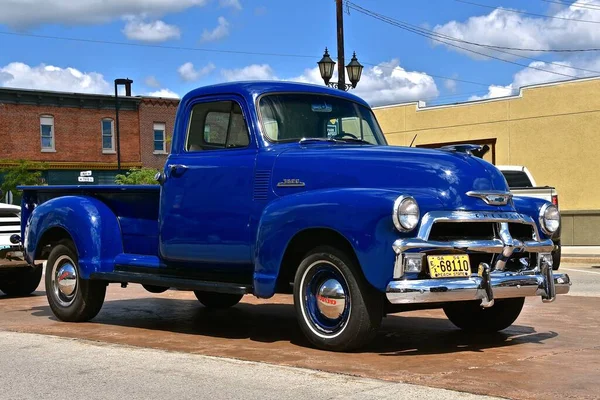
0 87 179 190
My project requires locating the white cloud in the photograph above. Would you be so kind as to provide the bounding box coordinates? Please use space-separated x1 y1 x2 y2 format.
201 16 230 42
122 18 181 42
221 64 277 81
144 75 161 88
220 59 439 107
0 62 111 93
0 0 208 28
469 55 600 100
219 0 242 11
177 62 216 82
444 76 458 92
433 1 600 58
146 88 180 98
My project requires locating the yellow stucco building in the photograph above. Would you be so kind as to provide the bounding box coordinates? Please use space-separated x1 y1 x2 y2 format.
373 77 600 246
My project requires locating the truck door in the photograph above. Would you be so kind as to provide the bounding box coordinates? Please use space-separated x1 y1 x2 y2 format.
159 96 256 279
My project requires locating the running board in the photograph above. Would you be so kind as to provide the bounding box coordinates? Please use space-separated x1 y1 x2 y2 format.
90 271 251 295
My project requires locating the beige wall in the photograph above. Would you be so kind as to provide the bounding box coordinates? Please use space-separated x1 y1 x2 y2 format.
374 78 600 212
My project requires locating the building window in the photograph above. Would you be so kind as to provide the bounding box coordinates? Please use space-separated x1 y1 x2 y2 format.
102 118 115 153
40 115 54 151
153 122 166 153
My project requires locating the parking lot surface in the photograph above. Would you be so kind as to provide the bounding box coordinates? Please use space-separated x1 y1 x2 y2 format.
1 262 598 399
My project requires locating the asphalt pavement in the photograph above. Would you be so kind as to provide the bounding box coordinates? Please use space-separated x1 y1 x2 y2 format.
0 331 498 400
560 262 600 297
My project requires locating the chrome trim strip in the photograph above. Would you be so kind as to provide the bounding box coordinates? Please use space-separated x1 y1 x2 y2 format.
466 190 513 206
385 272 571 305
392 238 554 254
417 211 539 241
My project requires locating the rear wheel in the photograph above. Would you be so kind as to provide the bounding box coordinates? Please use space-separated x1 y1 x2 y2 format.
293 246 383 352
443 297 525 333
45 241 106 322
193 291 243 309
0 264 43 296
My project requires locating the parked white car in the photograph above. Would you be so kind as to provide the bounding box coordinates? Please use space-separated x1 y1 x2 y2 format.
0 203 42 296
497 165 561 269
496 165 559 207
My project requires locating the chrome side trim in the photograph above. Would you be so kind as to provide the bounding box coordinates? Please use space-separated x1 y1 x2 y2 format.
417 211 539 241
466 190 513 206
386 271 571 305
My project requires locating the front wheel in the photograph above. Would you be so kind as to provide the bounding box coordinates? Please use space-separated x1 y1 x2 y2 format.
293 246 383 352
0 264 43 296
46 242 106 322
443 297 525 333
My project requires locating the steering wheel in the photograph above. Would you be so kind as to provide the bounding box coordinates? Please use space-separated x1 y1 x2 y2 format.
334 131 358 140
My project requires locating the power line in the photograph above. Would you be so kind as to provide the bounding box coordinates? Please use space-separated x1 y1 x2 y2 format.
539 0 600 11
454 0 600 24
346 2 580 79
0 30 495 88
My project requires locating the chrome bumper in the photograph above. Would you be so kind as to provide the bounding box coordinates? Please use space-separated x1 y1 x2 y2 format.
386 266 571 306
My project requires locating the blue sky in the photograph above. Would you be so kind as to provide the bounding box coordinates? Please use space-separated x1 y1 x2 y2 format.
1 0 599 106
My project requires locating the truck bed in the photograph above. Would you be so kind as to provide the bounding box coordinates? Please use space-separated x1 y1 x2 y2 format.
20 185 161 256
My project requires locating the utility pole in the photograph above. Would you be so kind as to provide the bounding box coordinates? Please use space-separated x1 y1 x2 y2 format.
336 0 346 90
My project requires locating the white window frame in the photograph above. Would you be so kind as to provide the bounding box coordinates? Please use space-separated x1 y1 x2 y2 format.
40 115 55 152
153 122 166 154
101 118 115 154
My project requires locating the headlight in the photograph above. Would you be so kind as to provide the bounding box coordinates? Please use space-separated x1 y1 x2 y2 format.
393 196 420 232
539 203 560 235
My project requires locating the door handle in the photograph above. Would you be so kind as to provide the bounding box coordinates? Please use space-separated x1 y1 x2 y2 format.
168 164 188 177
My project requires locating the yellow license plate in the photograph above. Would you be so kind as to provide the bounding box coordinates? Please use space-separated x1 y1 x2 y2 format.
427 254 471 278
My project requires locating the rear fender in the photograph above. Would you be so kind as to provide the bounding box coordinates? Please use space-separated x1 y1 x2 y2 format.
253 188 403 298
24 196 123 278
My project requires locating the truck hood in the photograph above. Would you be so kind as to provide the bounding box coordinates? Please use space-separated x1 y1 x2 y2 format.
271 144 513 211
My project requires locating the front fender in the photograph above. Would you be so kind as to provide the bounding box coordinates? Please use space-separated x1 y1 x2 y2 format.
254 188 411 298
24 196 123 278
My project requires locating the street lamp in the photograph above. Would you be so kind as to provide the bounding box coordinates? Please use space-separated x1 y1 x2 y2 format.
114 78 133 171
317 48 364 91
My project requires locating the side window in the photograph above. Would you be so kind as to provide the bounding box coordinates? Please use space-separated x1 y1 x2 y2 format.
186 101 250 151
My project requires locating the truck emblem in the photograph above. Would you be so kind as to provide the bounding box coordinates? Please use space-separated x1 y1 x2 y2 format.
277 179 305 188
466 191 513 206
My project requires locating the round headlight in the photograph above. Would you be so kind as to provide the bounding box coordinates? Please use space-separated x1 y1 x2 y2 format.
393 196 420 232
539 203 560 235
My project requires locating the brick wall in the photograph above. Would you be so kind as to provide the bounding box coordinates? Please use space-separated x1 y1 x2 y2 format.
0 102 140 163
139 98 179 170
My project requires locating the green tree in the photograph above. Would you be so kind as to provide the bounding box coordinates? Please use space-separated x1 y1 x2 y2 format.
114 167 159 185
0 160 47 197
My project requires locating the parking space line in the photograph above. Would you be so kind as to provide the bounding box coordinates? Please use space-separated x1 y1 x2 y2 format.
562 267 600 275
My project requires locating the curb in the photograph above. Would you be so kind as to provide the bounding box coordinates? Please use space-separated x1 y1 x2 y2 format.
561 256 600 264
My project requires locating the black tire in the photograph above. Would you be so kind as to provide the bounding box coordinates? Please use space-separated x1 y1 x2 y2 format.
142 284 169 294
193 291 243 309
443 297 525 333
45 242 106 322
0 264 43 296
552 241 561 270
293 246 383 352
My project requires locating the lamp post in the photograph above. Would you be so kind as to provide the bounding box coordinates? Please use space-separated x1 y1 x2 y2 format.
317 0 363 91
114 78 133 172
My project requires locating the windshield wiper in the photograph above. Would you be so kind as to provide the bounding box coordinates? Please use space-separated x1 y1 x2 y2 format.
335 137 374 145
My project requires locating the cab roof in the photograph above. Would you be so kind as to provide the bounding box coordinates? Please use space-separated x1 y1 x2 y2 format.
180 81 371 108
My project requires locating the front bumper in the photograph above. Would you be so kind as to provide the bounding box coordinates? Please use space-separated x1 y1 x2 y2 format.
386 269 571 305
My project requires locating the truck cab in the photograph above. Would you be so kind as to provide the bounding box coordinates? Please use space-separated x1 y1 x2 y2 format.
19 82 571 351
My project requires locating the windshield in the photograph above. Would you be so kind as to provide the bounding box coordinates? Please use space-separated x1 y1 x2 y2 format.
258 93 387 145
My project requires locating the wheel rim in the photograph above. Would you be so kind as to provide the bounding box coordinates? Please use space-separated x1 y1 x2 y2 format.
51 255 78 307
300 260 351 338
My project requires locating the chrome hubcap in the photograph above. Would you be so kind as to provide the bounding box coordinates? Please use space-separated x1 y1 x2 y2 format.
52 255 78 306
316 278 346 319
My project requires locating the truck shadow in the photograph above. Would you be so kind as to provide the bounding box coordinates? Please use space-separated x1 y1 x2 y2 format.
29 296 558 355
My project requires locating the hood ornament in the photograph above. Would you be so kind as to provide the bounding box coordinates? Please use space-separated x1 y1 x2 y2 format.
466 190 513 206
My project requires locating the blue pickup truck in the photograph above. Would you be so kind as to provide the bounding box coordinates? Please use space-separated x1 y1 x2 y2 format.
19 81 571 351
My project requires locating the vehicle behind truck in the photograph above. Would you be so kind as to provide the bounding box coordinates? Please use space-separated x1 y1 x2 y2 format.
18 81 571 351
0 203 42 296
